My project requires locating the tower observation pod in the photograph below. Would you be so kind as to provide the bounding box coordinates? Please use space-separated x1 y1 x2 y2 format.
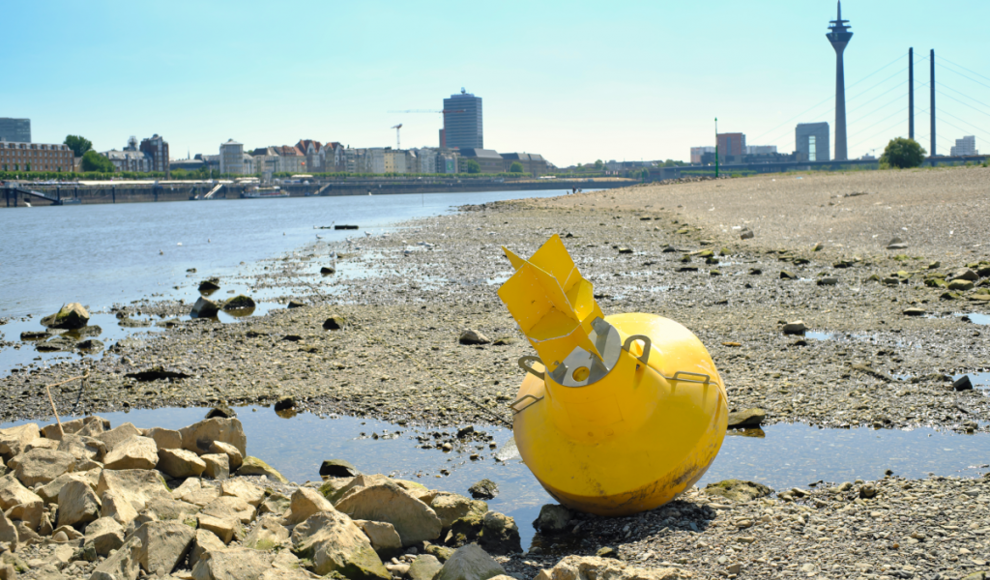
498 235 728 517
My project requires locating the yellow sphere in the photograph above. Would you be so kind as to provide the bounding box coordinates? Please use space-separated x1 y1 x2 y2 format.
511 313 728 517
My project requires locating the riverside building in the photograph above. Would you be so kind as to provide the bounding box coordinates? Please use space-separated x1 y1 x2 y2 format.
443 89 483 149
0 141 73 172
0 118 31 143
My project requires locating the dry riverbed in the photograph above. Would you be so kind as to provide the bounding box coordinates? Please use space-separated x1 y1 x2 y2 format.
2 167 990 579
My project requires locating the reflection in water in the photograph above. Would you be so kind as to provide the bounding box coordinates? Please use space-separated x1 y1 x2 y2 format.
727 427 765 438
221 306 256 318
199 288 218 298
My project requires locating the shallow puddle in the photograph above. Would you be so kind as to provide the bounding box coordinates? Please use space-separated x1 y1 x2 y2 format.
5 407 990 550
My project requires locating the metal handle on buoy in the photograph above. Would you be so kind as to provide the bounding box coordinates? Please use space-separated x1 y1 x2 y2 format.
509 393 545 415
668 371 712 385
517 356 545 380
622 335 651 365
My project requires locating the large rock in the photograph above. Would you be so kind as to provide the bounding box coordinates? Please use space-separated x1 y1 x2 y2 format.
948 279 975 291
202 454 230 480
258 493 291 518
237 457 287 483
221 479 265 507
354 520 402 556
145 428 182 450
41 417 109 441
209 441 243 471
243 515 290 551
408 555 444 580
534 556 688 580
533 504 572 534
189 529 226 568
36 472 100 504
0 474 45 530
57 435 107 463
11 448 75 486
201 495 256 525
446 509 521 555
434 544 505 580
191 547 271 580
291 511 389 580
197 513 239 545
157 448 206 478
95 423 142 451
704 479 774 502
949 268 979 282
284 487 335 526
0 423 40 461
172 478 221 507
140 496 199 522
100 490 138 525
84 517 124 556
92 535 143 580
132 520 196 576
180 418 247 457
103 436 158 471
57 480 102 528
335 481 442 546
95 469 172 513
430 493 487 529
41 303 90 330
726 408 766 428
0 512 16 546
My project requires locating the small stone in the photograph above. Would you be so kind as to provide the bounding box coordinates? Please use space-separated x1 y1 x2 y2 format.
727 408 766 428
319 459 361 478
779 270 797 280
273 397 295 412
782 321 808 335
533 505 571 534
817 277 838 286
739 229 754 240
468 479 498 500
859 484 877 499
459 329 490 345
954 376 974 391
886 237 908 250
903 308 926 316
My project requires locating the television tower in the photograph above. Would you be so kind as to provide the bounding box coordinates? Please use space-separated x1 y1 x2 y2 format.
827 1 853 161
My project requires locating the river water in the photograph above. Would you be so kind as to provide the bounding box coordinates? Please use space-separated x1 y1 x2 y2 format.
0 189 570 320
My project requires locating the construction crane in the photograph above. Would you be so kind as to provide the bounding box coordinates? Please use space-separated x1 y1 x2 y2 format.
391 124 403 149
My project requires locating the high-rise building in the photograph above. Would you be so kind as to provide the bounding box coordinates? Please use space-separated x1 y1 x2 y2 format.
716 133 746 164
950 136 978 157
0 118 31 143
796 123 831 162
139 134 170 175
443 89 483 149
219 139 245 175
827 1 853 161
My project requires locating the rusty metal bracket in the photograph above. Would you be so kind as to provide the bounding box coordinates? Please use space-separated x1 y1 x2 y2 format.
509 393 545 415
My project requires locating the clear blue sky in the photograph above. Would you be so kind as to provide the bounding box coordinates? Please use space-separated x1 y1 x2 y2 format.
5 1 990 166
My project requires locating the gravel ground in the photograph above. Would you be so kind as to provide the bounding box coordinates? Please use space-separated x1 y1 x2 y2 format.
2 167 989 579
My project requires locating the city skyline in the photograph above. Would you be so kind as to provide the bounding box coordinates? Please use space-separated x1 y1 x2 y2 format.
4 1 990 166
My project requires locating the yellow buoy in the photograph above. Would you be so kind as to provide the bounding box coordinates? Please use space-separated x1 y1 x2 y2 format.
498 235 727 517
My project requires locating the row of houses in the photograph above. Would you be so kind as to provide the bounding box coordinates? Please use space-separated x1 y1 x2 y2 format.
168 139 551 177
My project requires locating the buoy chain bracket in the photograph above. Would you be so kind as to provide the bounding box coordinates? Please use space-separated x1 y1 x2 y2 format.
509 393 544 415
517 356 545 380
622 335 652 365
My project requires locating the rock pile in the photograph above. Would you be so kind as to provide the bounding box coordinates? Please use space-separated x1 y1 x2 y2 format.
0 415 521 580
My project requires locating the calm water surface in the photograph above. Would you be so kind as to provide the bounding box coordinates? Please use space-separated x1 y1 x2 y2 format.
0 189 572 319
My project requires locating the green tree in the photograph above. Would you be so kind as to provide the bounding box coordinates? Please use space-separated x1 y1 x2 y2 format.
594 159 604 171
81 150 114 172
509 161 524 173
64 135 93 157
465 160 481 174
879 138 926 169
640 168 650 181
